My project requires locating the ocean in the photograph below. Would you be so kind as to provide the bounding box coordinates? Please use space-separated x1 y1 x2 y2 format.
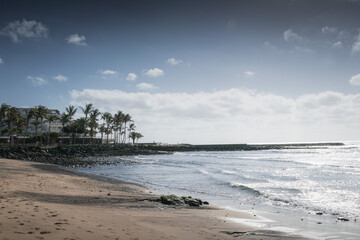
77 142 360 239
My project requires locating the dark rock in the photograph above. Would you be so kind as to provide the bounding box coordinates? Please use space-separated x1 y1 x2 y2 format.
159 195 184 205
153 195 206 207
182 196 203 206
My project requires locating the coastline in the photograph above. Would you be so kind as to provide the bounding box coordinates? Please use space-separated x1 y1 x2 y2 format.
0 157 306 240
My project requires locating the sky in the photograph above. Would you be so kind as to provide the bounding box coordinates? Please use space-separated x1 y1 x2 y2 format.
1 0 360 144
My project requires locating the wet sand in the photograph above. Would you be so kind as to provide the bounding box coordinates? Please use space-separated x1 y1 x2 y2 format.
0 158 306 240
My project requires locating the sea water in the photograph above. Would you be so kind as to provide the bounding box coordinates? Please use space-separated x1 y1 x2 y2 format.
77 142 360 239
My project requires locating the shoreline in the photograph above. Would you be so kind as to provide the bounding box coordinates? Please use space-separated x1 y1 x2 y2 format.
0 142 344 167
134 175 360 240
0 157 306 240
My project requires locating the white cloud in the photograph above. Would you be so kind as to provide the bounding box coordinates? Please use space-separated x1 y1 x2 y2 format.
53 74 68 82
332 41 343 48
126 73 137 81
167 58 183 66
350 73 360 85
321 26 337 34
27 76 47 86
352 34 360 54
283 28 303 42
244 71 255 76
293 46 314 53
136 82 156 90
66 33 87 46
101 69 118 75
69 88 360 144
145 67 164 78
0 57 3 64
0 19 48 43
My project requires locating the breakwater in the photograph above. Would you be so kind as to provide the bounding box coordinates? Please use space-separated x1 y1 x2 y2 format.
137 142 343 152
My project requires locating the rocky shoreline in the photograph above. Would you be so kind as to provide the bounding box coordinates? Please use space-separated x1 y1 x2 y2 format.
0 145 167 167
0 142 343 167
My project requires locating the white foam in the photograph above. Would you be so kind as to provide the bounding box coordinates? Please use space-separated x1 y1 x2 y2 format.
221 170 236 174
222 217 271 228
198 169 209 175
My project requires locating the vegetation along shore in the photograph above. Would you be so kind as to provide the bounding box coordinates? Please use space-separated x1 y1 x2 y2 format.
0 103 143 146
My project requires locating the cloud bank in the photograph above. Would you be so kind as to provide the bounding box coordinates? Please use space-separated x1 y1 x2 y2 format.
1 19 48 43
69 88 360 144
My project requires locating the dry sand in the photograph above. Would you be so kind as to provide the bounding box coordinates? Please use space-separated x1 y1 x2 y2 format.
0 158 306 240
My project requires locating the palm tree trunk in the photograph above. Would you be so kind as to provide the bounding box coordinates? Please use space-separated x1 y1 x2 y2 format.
48 122 51 145
35 126 38 145
23 126 28 146
40 121 43 145
123 122 127 144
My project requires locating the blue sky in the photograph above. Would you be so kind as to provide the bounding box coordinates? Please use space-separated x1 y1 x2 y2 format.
1 0 360 144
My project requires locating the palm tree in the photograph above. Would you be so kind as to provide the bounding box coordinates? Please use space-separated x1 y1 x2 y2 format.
122 113 132 144
15 117 25 145
99 124 106 143
128 123 136 143
129 132 144 144
73 117 87 143
60 113 69 144
0 104 10 124
102 112 112 144
66 105 77 144
7 107 21 146
129 132 137 145
0 104 10 138
32 107 41 144
89 108 101 144
35 105 48 145
80 103 93 144
135 132 144 143
45 110 59 145
113 111 124 144
23 108 35 145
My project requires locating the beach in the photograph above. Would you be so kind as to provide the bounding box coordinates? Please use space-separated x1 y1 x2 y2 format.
0 157 306 240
